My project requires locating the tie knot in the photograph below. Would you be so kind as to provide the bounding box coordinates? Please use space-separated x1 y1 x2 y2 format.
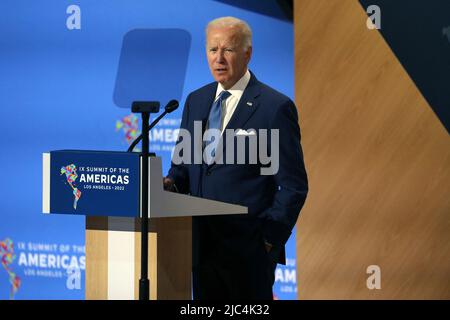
217 90 231 102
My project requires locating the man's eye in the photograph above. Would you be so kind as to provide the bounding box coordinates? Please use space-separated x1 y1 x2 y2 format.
209 48 217 52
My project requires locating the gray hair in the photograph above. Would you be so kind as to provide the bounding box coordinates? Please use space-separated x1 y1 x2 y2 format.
206 16 252 49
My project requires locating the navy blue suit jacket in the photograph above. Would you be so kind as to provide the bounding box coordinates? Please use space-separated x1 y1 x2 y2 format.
168 72 308 265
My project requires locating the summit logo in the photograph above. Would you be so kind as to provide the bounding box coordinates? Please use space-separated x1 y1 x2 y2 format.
0 238 21 299
60 164 82 209
116 114 141 151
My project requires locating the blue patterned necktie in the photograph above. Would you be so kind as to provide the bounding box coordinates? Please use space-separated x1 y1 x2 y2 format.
205 90 231 163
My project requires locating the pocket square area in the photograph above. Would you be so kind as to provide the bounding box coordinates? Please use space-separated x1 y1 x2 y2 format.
235 129 256 136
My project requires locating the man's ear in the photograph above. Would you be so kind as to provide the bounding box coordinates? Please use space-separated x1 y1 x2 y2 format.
246 46 253 63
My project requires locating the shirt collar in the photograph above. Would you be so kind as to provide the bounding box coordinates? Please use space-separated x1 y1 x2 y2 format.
215 69 251 99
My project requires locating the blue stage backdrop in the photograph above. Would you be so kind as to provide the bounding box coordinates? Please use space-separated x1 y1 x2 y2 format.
0 0 297 299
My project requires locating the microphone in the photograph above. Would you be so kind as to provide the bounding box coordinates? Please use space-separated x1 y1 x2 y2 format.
164 99 179 113
128 100 179 152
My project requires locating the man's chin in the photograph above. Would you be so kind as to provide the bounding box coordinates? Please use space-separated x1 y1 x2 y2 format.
213 75 229 83
214 77 234 89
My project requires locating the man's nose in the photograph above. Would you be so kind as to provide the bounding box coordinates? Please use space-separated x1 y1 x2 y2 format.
216 49 226 63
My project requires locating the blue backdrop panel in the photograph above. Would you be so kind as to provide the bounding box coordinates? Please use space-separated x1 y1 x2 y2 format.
0 0 297 299
359 0 450 133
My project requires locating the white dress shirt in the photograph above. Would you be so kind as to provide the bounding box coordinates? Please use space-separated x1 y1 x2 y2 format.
215 69 251 133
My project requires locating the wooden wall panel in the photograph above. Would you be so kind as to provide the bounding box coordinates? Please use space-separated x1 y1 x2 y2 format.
294 0 450 299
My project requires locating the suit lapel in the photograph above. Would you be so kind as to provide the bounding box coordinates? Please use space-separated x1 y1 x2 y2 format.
222 74 261 132
209 73 262 169
191 82 217 195
194 83 217 123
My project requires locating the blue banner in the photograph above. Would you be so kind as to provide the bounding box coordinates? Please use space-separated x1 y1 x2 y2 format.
49 150 140 217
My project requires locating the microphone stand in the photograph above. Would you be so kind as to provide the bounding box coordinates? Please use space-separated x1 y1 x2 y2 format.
131 101 160 301
129 100 178 300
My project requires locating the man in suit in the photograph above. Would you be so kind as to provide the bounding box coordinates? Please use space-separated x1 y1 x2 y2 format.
164 16 308 300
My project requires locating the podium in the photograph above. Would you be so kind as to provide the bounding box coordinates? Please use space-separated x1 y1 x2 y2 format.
42 150 247 299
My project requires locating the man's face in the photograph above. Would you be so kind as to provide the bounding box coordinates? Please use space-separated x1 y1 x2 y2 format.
206 26 252 89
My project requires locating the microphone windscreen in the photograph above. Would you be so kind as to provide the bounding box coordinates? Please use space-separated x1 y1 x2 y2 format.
165 99 179 113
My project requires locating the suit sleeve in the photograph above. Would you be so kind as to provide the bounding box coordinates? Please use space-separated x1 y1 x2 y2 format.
167 93 192 194
260 98 309 246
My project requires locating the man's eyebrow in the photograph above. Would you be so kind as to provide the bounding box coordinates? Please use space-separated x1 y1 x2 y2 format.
208 45 235 49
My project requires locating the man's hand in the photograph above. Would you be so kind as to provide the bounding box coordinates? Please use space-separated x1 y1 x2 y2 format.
163 177 177 192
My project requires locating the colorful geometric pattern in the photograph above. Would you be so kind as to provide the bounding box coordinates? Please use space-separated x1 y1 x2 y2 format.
0 238 21 299
116 114 141 151
60 164 82 209
116 114 140 148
